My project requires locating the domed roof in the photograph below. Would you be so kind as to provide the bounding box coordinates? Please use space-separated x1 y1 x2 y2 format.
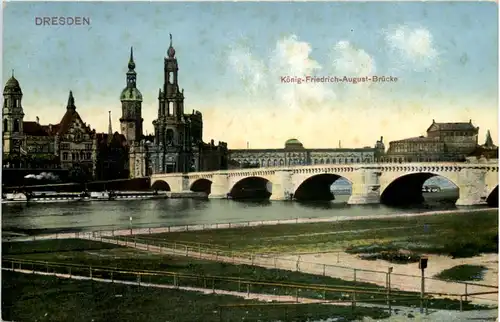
120 87 143 101
285 138 302 145
4 76 22 93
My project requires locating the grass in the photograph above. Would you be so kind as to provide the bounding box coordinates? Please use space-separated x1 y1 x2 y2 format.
125 209 498 258
2 271 391 322
2 238 124 255
2 239 490 311
435 265 488 282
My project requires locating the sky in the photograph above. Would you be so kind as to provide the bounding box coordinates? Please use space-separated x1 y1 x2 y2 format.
2 1 498 149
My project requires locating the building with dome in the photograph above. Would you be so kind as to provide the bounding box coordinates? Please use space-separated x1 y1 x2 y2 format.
128 34 228 175
2 72 131 183
228 137 385 168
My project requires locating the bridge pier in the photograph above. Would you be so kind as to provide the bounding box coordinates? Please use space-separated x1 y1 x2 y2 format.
208 173 230 199
348 168 381 205
456 168 487 206
269 170 294 201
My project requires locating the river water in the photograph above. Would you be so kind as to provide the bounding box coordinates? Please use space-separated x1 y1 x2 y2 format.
2 190 478 236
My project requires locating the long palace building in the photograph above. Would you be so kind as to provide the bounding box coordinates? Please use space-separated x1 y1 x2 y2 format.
228 137 386 168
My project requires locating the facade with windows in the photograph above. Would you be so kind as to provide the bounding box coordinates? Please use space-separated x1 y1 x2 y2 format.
2 75 106 181
228 137 386 168
384 120 482 162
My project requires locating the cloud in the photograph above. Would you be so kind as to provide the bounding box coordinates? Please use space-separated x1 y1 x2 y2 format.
228 34 337 112
331 40 376 77
384 25 439 70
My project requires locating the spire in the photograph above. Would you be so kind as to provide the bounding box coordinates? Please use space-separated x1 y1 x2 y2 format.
11 69 14 77
67 91 76 110
128 47 135 70
167 33 176 58
108 111 113 144
484 130 494 148
126 47 137 88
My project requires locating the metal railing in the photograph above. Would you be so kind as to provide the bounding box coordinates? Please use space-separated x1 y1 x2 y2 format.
2 257 435 314
86 234 498 306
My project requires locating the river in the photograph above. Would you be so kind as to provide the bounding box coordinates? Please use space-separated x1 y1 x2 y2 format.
3 190 483 236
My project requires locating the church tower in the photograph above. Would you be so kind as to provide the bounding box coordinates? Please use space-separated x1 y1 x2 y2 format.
2 71 25 156
154 34 190 173
120 47 143 144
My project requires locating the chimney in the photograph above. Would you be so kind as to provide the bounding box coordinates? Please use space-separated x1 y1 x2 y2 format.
36 116 39 124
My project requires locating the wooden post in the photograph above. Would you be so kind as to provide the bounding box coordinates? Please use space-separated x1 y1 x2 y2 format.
238 280 241 292
174 274 177 287
247 283 250 298
204 277 207 288
111 271 113 282
46 262 48 273
90 266 92 279
352 290 356 310
459 295 463 312
69 267 72 277
274 257 277 268
353 269 357 282
337 252 340 263
464 283 468 302
185 245 188 256
323 264 326 276
212 278 215 293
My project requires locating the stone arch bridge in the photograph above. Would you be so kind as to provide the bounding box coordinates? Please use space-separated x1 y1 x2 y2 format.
151 162 499 206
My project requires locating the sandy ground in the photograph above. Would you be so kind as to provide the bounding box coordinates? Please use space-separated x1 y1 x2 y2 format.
82 236 498 307
280 252 499 305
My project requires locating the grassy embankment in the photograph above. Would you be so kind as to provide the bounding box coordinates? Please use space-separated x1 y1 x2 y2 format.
435 265 489 282
2 239 490 311
3 271 391 322
122 210 498 259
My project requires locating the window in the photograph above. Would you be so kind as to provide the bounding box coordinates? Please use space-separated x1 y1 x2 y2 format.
80 151 85 159
356 158 360 163
3 99 6 107
63 152 68 160
332 159 336 164
3 119 7 132
325 158 330 164
86 152 91 159
13 119 19 132
168 102 173 115
85 144 92 150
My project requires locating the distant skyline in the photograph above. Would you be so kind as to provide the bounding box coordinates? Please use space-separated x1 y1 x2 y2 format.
3 1 498 149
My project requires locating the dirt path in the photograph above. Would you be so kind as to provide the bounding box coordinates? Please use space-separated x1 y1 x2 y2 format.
6 267 497 322
82 236 498 306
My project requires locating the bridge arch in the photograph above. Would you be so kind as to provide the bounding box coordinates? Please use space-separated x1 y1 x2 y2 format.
293 174 352 201
151 180 171 191
190 178 212 195
381 172 458 206
229 176 272 200
487 185 498 207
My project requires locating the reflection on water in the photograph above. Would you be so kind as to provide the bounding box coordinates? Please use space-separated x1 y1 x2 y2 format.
1 191 473 236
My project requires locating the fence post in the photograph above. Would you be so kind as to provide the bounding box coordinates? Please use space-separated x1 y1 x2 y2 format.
323 264 326 276
247 283 250 298
353 269 357 282
186 246 188 256
186 225 189 231
238 279 241 292
46 261 49 273
464 283 468 302
212 278 215 293
459 295 463 312
251 254 254 266
337 251 340 263
111 271 113 283
274 257 277 268
32 263 34 274
69 267 72 277
90 266 92 279
148 228 151 234
216 251 219 261
295 289 299 303
137 274 141 286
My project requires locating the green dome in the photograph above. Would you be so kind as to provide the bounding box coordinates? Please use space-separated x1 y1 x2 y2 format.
120 87 143 101
285 138 301 145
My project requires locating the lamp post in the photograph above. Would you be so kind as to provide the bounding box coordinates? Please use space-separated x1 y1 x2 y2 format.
419 257 428 314
387 267 393 312
129 216 133 236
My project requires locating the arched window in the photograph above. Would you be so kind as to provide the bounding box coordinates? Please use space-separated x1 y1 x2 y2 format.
319 159 324 164
279 159 284 166
325 158 330 164
332 159 336 164
3 119 7 132
356 158 360 163
273 160 277 166
13 119 19 132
